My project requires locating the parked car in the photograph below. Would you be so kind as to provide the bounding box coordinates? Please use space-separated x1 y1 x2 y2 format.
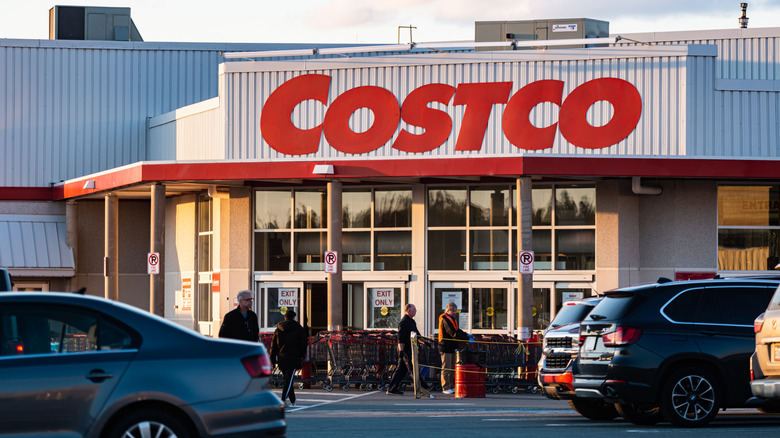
538 296 618 420
750 284 780 412
573 276 779 427
0 292 286 437
0 268 11 291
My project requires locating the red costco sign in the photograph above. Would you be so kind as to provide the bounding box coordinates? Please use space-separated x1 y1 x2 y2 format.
260 74 642 156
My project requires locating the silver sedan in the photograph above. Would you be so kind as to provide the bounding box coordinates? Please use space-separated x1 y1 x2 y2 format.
0 292 285 437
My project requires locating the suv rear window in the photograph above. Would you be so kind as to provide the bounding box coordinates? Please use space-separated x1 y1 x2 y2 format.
549 303 594 328
586 292 641 321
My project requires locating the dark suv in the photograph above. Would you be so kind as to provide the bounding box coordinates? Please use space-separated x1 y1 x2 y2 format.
538 297 617 420
573 276 779 427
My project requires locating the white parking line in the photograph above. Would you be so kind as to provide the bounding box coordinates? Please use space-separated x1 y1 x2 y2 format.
287 390 376 412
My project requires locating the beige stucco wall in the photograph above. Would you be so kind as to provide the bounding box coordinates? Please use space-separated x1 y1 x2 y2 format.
596 179 717 292
216 186 253 328
71 199 151 309
165 194 197 329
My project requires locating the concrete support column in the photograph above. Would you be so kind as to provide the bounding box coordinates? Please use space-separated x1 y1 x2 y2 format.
105 193 119 301
150 183 166 316
516 178 533 340
410 184 427 333
66 200 78 266
327 181 343 331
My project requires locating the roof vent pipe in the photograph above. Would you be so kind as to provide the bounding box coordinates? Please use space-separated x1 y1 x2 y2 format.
632 176 662 195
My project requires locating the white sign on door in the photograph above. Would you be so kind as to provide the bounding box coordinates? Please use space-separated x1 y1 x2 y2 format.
372 289 394 307
279 288 298 307
441 291 462 310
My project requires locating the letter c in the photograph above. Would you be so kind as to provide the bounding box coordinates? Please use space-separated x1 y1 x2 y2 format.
559 78 642 149
503 80 564 150
260 74 331 155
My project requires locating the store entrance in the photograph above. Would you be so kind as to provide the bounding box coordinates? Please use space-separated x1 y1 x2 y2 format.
305 282 328 336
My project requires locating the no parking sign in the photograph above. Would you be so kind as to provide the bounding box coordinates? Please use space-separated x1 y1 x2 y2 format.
518 250 534 274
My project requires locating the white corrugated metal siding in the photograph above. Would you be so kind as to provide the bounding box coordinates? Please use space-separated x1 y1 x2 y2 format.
218 47 702 161
0 39 359 187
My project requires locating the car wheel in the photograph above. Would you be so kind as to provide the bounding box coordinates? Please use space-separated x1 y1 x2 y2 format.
615 402 664 425
104 408 191 438
568 399 619 420
661 367 720 427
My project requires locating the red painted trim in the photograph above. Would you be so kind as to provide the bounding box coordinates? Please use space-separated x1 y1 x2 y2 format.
4 156 779 202
0 187 53 201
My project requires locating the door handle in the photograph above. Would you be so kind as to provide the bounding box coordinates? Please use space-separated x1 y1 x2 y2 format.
86 369 114 383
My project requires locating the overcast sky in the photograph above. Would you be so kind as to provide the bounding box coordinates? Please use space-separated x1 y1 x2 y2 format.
2 0 780 43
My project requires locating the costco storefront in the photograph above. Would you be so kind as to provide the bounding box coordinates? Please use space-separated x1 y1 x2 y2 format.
42 29 780 337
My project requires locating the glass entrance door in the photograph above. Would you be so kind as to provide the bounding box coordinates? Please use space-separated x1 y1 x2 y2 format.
257 282 302 331
432 282 510 335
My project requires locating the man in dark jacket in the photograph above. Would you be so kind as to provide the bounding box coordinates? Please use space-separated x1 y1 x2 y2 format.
386 303 433 397
270 309 308 408
218 290 259 342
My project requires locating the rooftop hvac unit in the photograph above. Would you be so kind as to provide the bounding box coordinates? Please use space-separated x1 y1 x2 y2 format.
49 5 143 41
475 19 608 51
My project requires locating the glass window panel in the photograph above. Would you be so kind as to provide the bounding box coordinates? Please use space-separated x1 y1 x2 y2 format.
198 196 213 232
198 283 212 322
470 187 509 226
267 287 296 328
555 187 595 226
295 232 326 270
368 287 402 329
428 230 466 270
718 229 779 271
513 229 552 270
428 188 467 226
555 229 595 270
343 231 371 271
295 190 326 229
434 287 470 326
376 189 412 227
343 191 371 228
375 231 411 271
718 186 780 226
255 191 291 229
343 283 364 330
197 234 212 272
532 288 551 330
532 188 552 226
254 232 291 271
472 288 508 330
470 230 508 270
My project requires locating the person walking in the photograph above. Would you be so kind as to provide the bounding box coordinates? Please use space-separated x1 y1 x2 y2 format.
218 290 259 342
438 301 466 394
386 303 434 398
270 309 308 408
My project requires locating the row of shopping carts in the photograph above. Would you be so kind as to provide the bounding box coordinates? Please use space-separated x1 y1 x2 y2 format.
261 330 542 394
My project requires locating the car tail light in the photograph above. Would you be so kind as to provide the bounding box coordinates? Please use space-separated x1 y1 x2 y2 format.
241 353 273 378
754 319 764 334
602 327 642 347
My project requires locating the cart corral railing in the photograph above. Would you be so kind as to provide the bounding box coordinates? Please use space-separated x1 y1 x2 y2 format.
261 330 542 394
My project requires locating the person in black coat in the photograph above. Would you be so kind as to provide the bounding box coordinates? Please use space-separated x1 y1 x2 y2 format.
386 303 433 397
218 290 259 342
270 309 308 407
